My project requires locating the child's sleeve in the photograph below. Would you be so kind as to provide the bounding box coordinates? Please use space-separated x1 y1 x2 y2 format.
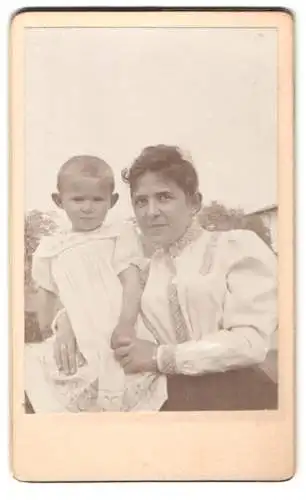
31 237 57 294
112 223 146 276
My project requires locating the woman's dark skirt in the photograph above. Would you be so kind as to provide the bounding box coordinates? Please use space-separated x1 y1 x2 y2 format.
160 366 278 411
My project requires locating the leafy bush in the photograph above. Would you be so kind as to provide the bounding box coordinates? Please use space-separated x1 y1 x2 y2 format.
24 210 57 343
198 201 272 248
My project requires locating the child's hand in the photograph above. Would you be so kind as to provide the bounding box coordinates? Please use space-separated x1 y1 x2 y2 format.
111 323 135 350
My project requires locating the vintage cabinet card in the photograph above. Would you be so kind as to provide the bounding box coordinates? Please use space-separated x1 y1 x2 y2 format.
10 8 294 481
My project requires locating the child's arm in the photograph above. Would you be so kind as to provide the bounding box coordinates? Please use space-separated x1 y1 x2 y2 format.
118 264 142 326
31 236 84 372
35 287 59 338
36 288 85 374
111 265 142 348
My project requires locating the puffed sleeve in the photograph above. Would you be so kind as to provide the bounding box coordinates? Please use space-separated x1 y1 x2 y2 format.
31 236 57 294
157 230 277 375
112 222 146 276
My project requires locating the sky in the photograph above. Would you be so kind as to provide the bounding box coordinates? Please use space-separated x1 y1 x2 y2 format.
25 27 277 224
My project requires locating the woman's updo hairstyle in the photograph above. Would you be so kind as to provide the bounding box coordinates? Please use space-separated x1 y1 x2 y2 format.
122 145 199 198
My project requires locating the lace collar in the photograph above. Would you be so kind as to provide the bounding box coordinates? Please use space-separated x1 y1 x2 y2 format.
154 218 204 259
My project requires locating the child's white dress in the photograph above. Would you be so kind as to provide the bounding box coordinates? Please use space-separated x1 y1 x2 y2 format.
32 222 167 412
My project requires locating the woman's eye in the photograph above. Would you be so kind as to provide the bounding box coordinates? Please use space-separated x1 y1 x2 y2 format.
158 193 172 202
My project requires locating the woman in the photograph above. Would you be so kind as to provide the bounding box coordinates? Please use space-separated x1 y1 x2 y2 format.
56 145 278 411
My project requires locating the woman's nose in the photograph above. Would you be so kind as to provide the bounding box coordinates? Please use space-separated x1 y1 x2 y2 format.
147 199 160 216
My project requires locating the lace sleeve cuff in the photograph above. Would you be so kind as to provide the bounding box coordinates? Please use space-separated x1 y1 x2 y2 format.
156 345 177 374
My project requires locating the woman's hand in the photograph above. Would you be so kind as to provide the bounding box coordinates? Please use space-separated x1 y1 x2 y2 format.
113 337 158 374
53 310 86 375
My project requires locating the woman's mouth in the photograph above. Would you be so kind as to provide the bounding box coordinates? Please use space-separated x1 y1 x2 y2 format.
148 224 167 230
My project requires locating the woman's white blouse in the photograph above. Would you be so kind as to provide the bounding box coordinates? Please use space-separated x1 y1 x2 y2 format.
138 228 277 376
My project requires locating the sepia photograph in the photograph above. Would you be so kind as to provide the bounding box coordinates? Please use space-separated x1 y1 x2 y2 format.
10 8 295 482
22 18 280 415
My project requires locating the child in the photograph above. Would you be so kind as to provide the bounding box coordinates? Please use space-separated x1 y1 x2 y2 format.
32 155 166 412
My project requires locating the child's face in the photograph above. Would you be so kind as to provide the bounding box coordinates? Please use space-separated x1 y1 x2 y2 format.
55 175 116 232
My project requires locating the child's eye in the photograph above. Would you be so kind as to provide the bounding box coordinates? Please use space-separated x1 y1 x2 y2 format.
93 197 105 202
134 197 147 208
72 196 84 202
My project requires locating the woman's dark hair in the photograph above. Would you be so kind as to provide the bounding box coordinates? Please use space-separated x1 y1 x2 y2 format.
122 145 199 197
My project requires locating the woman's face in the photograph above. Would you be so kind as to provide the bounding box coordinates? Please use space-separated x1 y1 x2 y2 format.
131 171 199 248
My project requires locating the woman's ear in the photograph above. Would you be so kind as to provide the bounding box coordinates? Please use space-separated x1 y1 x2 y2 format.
111 192 119 208
192 192 202 214
51 192 62 208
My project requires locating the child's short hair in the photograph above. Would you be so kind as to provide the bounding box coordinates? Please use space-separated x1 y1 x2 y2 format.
57 155 115 193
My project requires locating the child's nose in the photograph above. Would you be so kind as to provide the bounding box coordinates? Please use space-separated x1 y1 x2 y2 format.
81 200 93 212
